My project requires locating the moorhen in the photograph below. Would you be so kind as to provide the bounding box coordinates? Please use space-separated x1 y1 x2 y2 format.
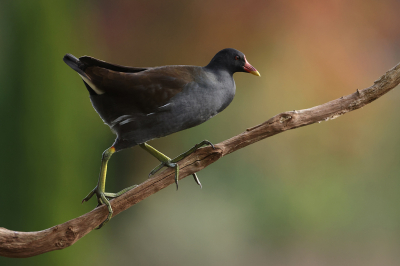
63 48 260 228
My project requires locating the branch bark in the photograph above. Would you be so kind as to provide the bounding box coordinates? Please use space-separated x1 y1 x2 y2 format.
1 62 400 258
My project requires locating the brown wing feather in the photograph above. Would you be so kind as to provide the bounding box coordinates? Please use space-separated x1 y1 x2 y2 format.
85 65 196 114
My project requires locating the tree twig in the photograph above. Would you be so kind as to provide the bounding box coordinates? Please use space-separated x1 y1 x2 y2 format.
1 62 400 258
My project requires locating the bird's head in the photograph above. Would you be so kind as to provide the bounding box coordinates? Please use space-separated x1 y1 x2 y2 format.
206 48 260 76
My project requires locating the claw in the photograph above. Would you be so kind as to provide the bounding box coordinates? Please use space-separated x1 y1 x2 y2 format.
193 173 202 188
205 141 215 150
200 140 215 150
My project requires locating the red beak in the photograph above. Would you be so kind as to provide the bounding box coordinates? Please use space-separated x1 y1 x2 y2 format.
243 57 260 76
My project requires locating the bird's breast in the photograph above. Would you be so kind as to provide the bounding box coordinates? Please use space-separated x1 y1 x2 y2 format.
167 73 236 126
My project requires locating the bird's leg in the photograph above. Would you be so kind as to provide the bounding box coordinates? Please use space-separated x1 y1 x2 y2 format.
82 146 137 229
140 140 215 189
139 143 180 189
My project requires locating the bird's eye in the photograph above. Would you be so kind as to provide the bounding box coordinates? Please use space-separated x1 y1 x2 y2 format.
234 55 240 60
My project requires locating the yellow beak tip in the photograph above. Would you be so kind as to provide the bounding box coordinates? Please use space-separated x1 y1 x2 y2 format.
251 70 261 77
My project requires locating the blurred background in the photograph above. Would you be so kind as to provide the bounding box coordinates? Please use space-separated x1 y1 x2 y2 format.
2 0 400 265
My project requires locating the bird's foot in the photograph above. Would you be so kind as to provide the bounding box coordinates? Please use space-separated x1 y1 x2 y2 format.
82 184 137 229
148 140 215 189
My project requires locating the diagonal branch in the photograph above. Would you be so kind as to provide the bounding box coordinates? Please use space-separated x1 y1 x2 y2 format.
1 62 400 258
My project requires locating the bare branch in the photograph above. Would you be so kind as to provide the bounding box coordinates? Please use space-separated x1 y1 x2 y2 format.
1 62 400 258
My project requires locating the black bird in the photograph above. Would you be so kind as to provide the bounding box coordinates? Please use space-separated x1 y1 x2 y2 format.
63 48 260 228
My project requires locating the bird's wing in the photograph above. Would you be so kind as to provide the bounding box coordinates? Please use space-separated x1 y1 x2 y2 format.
85 64 197 114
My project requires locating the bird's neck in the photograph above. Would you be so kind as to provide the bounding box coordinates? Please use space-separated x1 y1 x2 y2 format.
204 59 235 76
202 67 233 84
204 64 234 78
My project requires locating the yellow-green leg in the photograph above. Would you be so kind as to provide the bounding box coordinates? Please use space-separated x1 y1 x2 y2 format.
140 140 215 190
82 146 137 229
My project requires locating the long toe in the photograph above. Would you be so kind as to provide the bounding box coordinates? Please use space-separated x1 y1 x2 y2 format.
103 184 138 198
96 192 113 229
82 187 97 204
148 162 166 178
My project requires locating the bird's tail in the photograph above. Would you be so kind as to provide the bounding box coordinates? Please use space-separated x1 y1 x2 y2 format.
63 54 88 78
63 53 100 95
